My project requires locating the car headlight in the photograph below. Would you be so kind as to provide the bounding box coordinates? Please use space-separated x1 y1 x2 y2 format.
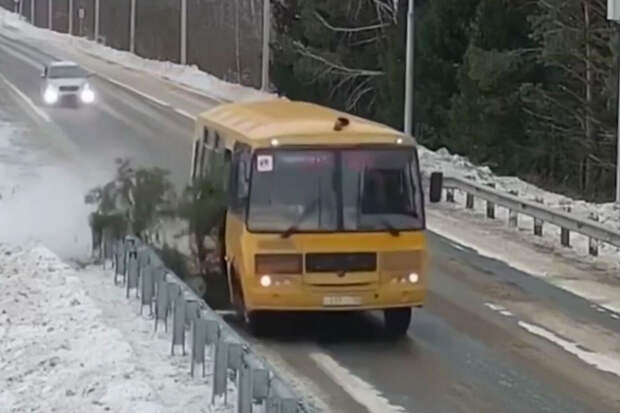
80 84 95 103
43 86 58 104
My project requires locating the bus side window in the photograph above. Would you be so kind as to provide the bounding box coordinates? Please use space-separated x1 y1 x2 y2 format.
229 144 250 216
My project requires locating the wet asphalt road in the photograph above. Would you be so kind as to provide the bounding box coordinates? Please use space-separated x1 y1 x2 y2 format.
1 33 619 413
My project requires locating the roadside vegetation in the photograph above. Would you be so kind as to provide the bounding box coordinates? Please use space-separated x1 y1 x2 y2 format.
84 158 226 290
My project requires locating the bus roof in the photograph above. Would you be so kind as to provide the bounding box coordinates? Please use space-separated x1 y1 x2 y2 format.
197 100 413 148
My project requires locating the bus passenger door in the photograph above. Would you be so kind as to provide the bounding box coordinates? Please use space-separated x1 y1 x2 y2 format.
225 144 251 307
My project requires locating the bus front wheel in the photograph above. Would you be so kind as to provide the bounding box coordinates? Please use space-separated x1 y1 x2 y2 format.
384 308 412 337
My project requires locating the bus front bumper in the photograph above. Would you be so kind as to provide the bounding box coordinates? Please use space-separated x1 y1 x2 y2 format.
244 282 426 312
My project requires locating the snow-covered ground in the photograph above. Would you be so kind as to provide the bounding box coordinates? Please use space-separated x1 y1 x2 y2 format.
0 243 227 413
0 102 91 259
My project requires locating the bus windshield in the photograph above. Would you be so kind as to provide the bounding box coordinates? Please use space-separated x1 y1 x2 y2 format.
247 148 423 233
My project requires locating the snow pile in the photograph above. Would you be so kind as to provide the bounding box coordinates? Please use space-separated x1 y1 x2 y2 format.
0 8 277 104
0 245 142 412
76 39 278 103
419 146 620 231
0 244 222 413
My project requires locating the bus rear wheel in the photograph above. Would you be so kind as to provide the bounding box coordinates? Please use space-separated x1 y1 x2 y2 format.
384 308 412 337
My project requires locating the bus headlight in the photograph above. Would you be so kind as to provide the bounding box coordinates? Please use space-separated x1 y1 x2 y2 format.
408 272 419 284
80 85 95 103
259 275 272 287
44 86 58 104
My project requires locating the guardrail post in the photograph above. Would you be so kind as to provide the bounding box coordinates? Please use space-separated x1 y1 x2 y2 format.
466 193 474 209
485 183 496 219
114 240 127 285
171 291 187 355
589 213 599 256
154 278 170 332
126 240 139 298
140 259 155 315
191 317 208 377
446 188 455 203
561 228 570 247
213 338 229 404
533 197 544 236
238 364 253 413
507 190 519 227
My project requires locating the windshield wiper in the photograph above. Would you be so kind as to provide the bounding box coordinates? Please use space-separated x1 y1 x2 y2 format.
281 198 320 239
381 218 400 237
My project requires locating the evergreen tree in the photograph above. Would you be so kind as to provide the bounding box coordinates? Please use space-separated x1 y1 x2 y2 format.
521 0 616 199
448 0 541 176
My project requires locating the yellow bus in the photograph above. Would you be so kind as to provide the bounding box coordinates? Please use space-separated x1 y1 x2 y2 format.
190 100 438 337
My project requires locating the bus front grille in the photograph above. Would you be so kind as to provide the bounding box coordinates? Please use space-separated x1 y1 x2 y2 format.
305 252 376 273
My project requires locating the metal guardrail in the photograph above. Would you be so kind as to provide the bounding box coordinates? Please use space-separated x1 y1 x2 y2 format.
107 235 309 413
441 176 620 256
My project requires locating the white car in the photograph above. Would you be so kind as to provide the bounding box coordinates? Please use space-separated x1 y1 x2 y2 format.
40 61 96 106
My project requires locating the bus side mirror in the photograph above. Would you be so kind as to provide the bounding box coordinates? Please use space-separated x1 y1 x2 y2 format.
429 172 443 203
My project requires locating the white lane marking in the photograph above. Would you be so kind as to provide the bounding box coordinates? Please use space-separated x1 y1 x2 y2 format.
0 71 50 122
484 302 505 312
310 352 407 413
484 302 513 317
0 41 43 70
97 74 171 108
173 107 194 120
518 321 620 379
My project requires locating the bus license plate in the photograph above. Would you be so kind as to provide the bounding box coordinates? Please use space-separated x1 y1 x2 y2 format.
323 296 362 306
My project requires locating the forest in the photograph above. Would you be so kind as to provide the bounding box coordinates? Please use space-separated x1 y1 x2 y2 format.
271 0 620 201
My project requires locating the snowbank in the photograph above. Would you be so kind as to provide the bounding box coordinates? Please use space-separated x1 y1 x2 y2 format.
0 244 222 413
0 8 277 104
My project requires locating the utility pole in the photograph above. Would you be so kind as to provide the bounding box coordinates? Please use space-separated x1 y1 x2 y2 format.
68 0 73 35
30 0 34 24
608 1 620 202
94 0 100 41
404 0 415 136
47 0 52 29
616 39 620 203
261 0 270 91
180 0 187 64
130 0 136 53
